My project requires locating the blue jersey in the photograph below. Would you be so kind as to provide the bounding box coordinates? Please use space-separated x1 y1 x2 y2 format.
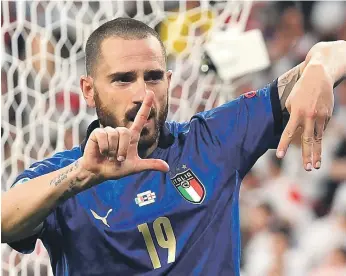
10 80 284 276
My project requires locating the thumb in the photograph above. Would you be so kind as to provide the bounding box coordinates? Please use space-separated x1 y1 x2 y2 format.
135 159 170 173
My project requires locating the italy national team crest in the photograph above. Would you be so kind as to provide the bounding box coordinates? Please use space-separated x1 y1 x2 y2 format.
170 168 206 204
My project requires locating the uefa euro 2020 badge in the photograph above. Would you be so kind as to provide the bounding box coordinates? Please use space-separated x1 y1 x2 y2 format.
135 190 156 207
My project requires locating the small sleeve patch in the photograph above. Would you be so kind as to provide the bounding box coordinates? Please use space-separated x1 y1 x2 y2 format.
244 91 257 99
13 177 31 187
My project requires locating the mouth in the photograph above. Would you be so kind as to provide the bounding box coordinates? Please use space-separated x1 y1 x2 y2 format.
128 116 154 129
128 112 155 123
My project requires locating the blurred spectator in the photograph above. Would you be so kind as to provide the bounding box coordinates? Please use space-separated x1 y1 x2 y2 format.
296 212 346 271
243 203 275 276
310 2 346 41
309 247 346 276
261 153 314 235
242 152 315 238
266 222 297 276
332 182 346 216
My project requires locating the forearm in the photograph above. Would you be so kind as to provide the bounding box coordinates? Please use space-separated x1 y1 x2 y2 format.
1 159 96 243
277 41 346 110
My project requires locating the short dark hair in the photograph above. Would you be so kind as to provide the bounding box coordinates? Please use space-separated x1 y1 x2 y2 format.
85 17 166 76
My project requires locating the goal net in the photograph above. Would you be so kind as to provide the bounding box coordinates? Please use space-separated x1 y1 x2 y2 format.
1 1 258 275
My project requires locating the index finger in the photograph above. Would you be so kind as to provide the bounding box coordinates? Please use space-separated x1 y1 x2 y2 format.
129 90 154 140
277 115 300 158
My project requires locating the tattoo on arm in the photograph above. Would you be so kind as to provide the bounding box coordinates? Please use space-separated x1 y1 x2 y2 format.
50 161 79 186
50 160 83 191
50 161 84 202
277 64 302 110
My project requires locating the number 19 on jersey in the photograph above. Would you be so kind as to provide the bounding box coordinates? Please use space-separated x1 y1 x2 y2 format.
138 217 176 269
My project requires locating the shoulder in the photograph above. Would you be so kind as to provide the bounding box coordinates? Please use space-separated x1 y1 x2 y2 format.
164 120 190 137
13 147 82 186
51 146 82 164
164 95 246 136
30 146 81 171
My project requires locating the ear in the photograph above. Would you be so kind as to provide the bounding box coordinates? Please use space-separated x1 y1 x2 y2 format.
80 75 95 108
166 70 172 88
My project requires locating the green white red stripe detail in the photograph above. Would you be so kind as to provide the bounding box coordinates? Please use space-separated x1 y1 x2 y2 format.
177 179 204 202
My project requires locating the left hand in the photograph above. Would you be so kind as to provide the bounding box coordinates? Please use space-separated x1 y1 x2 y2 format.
277 63 334 171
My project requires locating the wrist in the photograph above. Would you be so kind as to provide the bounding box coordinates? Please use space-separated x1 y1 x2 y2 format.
303 62 334 88
76 158 103 191
52 160 99 203
306 40 346 82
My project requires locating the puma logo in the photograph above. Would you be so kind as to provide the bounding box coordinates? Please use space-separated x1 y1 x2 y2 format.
90 209 113 227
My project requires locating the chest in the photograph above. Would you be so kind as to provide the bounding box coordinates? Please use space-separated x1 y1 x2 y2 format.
52 161 238 272
58 154 236 231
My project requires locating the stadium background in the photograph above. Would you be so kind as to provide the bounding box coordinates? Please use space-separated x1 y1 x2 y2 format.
1 1 346 275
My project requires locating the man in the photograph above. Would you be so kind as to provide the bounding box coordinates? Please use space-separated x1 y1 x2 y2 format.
2 18 345 275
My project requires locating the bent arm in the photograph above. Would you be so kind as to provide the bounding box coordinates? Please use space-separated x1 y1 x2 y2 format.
1 160 96 243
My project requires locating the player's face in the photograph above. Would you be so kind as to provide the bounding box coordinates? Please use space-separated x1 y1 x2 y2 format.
83 36 171 152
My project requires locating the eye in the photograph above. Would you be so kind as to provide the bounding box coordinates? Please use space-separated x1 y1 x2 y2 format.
147 77 161 83
145 72 164 83
113 76 132 83
111 72 136 84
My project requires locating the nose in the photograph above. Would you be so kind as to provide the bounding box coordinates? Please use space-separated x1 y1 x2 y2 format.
132 81 148 104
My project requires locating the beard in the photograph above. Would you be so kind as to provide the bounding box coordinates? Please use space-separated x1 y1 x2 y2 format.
94 87 168 153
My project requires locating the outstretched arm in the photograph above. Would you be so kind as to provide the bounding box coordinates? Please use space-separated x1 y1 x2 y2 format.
275 40 346 171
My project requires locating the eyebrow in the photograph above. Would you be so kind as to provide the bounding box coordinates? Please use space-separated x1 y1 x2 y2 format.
107 71 136 81
144 69 165 79
107 69 165 81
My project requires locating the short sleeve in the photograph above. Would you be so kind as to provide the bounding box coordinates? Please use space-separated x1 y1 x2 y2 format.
236 80 287 176
190 79 287 177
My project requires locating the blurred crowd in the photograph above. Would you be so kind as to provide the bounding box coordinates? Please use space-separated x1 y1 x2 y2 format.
2 1 346 276
238 2 346 276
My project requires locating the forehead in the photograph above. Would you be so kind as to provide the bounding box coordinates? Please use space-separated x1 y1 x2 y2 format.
99 36 165 73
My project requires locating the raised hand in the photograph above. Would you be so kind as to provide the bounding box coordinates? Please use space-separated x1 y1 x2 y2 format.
276 64 334 171
80 91 169 183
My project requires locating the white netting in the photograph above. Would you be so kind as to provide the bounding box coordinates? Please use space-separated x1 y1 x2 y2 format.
1 1 253 275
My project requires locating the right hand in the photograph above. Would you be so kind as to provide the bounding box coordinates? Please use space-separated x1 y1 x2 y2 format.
80 91 169 184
